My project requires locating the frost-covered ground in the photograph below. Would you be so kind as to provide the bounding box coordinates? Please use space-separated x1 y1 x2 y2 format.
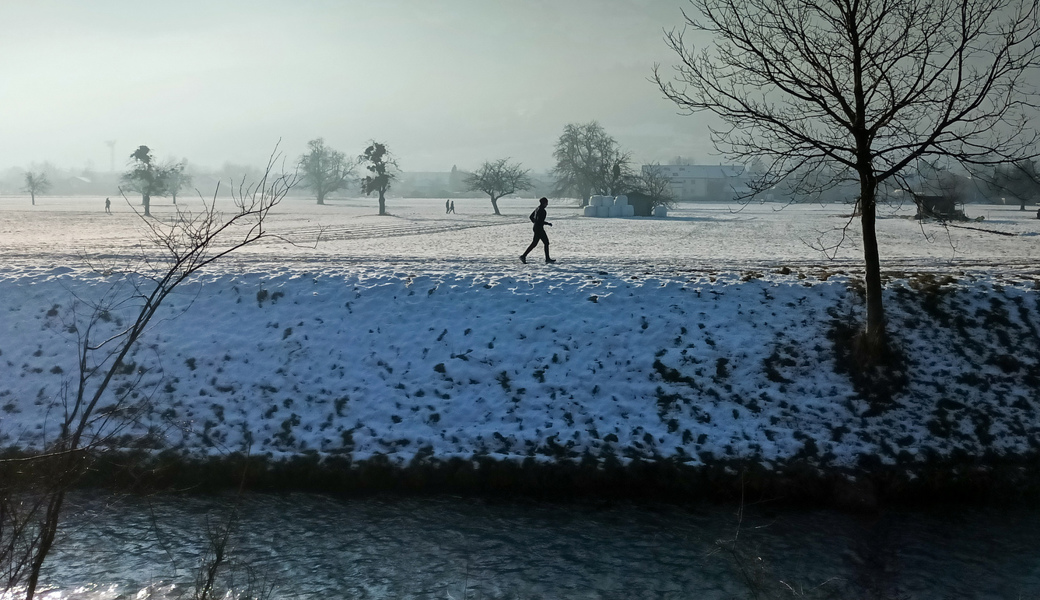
1 194 1039 476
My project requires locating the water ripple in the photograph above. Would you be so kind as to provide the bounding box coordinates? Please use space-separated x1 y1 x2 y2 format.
17 493 1040 599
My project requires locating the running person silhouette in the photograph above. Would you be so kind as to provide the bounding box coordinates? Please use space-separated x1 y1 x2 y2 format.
520 197 555 264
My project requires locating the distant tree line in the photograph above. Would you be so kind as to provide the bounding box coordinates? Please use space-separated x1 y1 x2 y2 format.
18 123 1035 222
292 123 676 216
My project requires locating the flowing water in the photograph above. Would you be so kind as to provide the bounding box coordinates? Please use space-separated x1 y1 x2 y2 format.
10 492 1040 599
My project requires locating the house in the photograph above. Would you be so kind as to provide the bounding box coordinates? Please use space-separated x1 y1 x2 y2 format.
913 193 965 220
642 164 750 202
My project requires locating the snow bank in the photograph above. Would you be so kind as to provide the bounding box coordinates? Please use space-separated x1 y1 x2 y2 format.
2 197 1039 487
2 267 1037 473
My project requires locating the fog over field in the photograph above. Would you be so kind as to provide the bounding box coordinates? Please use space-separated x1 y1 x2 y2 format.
0 0 714 174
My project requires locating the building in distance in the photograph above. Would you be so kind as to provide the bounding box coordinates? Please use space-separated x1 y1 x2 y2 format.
644 164 750 202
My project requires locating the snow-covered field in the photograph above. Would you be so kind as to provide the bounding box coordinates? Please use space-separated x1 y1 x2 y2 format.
2 194 1039 475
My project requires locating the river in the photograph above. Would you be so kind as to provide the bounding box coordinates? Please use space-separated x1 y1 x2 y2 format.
12 492 1040 599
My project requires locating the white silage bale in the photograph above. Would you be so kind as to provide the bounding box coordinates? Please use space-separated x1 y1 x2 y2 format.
583 206 597 217
609 205 621 217
653 205 668 218
614 194 628 206
623 205 634 217
597 205 610 217
591 195 606 207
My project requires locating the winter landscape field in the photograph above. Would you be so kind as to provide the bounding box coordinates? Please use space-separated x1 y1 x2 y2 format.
2 194 1040 499
3 193 1040 598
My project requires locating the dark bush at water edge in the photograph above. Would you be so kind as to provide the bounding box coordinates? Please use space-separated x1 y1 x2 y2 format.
32 448 1040 509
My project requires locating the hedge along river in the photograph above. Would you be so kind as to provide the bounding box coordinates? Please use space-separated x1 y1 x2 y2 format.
18 492 1040 599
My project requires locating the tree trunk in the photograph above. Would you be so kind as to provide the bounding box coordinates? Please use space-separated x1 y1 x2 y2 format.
317 189 325 205
30 192 35 205
859 174 886 355
491 196 501 215
172 192 177 205
378 191 386 215
143 193 151 217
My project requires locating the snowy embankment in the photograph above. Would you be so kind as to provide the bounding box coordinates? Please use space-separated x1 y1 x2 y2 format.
2 267 1038 478
2 197 1039 501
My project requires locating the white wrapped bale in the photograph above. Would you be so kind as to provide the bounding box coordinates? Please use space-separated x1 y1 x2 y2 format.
609 205 621 217
623 204 635 217
614 194 628 206
653 205 668 218
583 205 597 217
597 206 610 217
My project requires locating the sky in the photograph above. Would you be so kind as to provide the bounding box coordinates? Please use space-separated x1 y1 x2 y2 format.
0 0 719 174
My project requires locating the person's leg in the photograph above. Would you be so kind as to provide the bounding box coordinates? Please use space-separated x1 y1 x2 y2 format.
521 232 540 262
539 229 552 262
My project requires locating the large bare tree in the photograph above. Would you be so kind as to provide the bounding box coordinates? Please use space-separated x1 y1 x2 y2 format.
299 138 353 205
655 0 1040 359
552 121 635 205
465 158 533 215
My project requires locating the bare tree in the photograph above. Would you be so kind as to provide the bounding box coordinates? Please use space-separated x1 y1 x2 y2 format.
22 172 50 206
634 163 678 210
552 121 635 205
465 159 533 215
988 159 1040 209
299 138 354 205
359 141 398 216
655 0 1040 360
0 146 296 600
164 160 193 205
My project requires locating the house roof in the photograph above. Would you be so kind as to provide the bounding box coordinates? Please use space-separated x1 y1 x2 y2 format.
643 164 746 178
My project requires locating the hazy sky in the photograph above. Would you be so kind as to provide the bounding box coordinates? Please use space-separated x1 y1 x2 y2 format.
1 0 718 173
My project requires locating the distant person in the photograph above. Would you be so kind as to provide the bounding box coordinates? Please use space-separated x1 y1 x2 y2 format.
520 197 555 264
449 200 456 214
446 199 451 214
105 197 111 214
